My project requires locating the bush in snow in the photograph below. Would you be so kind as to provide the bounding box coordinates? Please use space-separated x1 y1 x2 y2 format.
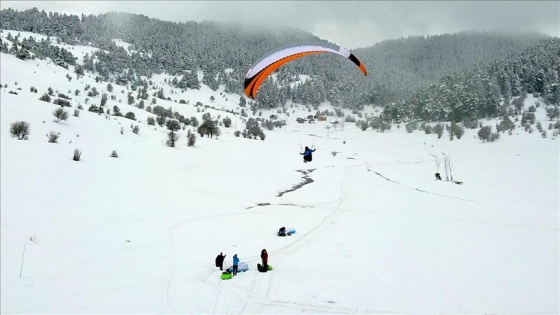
263 120 274 131
528 105 536 113
497 115 515 132
223 117 232 128
39 93 51 102
166 119 181 147
449 122 464 140
101 93 108 106
424 125 433 134
462 117 478 129
87 87 99 97
53 98 71 107
132 125 140 134
124 112 136 121
113 105 122 117
156 116 166 127
357 120 368 131
536 121 543 132
478 126 492 142
147 117 155 126
546 107 560 121
234 130 241 137
53 107 69 123
405 121 418 133
433 123 444 138
344 115 356 123
73 149 82 161
10 121 30 140
187 129 196 147
521 112 535 125
110 150 119 158
57 93 71 100
198 117 220 138
46 131 59 143
74 109 80 117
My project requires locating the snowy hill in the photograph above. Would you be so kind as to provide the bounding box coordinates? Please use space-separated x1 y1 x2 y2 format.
1 32 559 314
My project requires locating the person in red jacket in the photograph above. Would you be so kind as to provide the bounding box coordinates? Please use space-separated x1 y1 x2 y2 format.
261 249 268 271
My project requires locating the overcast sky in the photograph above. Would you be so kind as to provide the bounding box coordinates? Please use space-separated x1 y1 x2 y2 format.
2 1 559 49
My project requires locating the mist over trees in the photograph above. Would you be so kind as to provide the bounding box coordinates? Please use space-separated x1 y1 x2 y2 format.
1 7 558 124
382 39 560 122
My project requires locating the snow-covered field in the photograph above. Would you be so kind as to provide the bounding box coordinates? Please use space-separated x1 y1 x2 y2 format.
1 34 559 314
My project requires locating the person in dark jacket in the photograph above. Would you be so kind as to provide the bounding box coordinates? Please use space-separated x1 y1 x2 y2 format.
232 254 239 276
215 252 226 271
301 146 316 163
261 249 268 270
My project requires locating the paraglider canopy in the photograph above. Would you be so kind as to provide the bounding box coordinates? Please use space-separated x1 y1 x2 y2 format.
244 45 367 99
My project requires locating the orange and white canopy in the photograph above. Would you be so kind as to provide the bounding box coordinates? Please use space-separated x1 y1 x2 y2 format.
243 45 367 99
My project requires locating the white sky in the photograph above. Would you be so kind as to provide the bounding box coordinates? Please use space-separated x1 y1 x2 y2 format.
1 1 559 49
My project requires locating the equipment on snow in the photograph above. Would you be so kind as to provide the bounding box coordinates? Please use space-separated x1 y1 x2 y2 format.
226 261 248 274
221 271 233 280
257 263 273 272
277 227 296 236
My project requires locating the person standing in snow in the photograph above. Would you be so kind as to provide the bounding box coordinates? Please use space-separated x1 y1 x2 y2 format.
232 254 239 276
215 252 226 271
261 249 268 270
301 146 316 163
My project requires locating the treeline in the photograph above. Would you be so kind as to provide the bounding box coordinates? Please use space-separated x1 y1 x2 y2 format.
0 7 556 120
382 38 560 123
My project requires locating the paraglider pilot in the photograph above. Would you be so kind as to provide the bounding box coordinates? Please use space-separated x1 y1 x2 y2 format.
301 146 316 163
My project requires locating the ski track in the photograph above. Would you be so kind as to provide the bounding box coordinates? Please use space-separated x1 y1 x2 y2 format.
164 201 332 313
169 164 355 314
165 156 556 313
196 160 437 313
369 169 558 230
237 166 361 313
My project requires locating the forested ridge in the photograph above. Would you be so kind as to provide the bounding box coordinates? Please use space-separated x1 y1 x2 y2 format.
1 8 558 123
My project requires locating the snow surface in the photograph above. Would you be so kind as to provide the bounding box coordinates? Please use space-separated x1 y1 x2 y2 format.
1 30 102 64
112 39 133 54
1 36 559 314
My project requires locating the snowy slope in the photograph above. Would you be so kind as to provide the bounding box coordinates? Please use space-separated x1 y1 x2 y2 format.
1 34 559 314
